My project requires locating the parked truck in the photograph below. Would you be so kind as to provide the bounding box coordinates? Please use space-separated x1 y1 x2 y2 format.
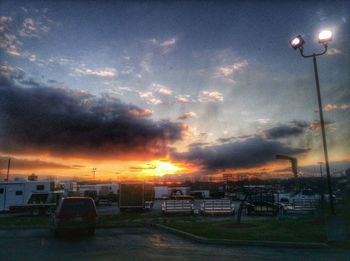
119 182 154 211
0 180 61 215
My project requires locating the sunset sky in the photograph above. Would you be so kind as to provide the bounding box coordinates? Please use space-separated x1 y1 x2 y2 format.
0 1 349 181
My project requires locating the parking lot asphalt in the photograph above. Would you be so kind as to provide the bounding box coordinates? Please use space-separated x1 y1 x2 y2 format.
0 227 349 261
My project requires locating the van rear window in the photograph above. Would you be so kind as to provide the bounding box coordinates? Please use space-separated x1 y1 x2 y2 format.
61 199 95 213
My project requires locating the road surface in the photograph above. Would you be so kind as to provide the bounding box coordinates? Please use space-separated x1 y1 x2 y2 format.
0 227 349 261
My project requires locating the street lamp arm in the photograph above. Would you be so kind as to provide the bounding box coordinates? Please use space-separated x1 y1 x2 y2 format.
299 45 328 58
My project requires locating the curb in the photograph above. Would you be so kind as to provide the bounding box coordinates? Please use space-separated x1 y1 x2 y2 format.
150 223 329 249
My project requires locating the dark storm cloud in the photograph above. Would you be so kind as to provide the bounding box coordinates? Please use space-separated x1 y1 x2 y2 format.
0 156 80 170
47 79 59 84
217 134 255 143
172 137 308 171
19 78 46 88
0 76 185 159
262 122 308 139
188 142 211 147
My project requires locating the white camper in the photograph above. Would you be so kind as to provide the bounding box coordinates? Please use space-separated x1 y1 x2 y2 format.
0 180 54 212
59 181 78 196
168 186 191 197
78 183 119 204
154 186 170 199
78 183 119 196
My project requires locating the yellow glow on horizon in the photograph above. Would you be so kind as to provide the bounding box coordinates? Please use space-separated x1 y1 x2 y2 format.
150 160 182 176
6 150 349 182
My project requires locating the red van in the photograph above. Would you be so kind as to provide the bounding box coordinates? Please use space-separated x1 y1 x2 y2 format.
52 197 97 236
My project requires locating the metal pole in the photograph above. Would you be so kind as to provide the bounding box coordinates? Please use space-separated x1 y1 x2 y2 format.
312 55 334 214
318 162 325 202
92 168 96 180
318 162 323 178
6 158 11 181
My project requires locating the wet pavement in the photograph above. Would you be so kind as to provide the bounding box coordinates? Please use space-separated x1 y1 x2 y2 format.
0 227 349 261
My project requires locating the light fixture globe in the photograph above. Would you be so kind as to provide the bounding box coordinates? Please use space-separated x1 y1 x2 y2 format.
290 35 304 49
318 30 332 45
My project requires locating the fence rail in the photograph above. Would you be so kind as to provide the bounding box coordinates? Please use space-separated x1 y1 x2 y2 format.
162 200 193 214
201 199 234 215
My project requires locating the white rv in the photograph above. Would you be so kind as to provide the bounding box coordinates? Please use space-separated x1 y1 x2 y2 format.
154 186 170 199
79 183 119 196
78 183 119 204
0 180 56 213
59 181 78 196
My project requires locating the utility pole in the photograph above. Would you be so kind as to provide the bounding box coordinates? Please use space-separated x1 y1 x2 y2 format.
318 162 325 202
318 162 323 178
92 168 97 181
312 54 334 213
5 158 11 181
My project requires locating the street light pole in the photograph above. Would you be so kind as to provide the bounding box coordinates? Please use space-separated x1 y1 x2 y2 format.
290 31 335 214
318 161 325 202
311 54 334 213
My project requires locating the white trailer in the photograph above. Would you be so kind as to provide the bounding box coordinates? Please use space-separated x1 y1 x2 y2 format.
59 181 78 196
277 190 321 204
79 183 119 196
154 186 170 199
79 183 119 204
168 186 191 197
0 180 56 214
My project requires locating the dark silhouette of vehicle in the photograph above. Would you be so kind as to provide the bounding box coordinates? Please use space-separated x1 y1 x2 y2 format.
52 197 97 236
